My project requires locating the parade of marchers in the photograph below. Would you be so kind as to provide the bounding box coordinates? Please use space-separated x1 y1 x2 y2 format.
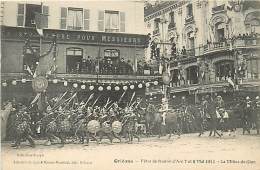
1 91 260 149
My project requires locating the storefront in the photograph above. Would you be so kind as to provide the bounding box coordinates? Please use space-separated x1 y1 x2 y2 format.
1 26 148 74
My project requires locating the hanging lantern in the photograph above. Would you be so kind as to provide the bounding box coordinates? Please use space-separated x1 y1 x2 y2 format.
12 80 17 85
81 84 86 89
145 82 150 87
138 83 143 88
53 79 58 84
154 81 158 85
21 78 27 83
89 85 94 91
107 86 111 91
2 81 7 87
130 85 135 89
73 83 78 88
63 81 68 86
123 85 128 91
115 86 120 91
98 86 104 91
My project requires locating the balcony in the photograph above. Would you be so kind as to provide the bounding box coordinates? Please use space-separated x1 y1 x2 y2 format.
203 41 230 54
168 22 176 30
234 38 260 47
185 15 194 24
153 29 160 35
212 4 225 14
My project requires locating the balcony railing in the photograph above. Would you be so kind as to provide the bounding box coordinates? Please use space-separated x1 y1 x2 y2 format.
212 4 225 14
234 38 260 47
168 22 176 30
153 29 160 35
203 41 230 53
185 15 194 24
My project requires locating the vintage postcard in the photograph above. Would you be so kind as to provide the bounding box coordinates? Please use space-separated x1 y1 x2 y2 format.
1 0 260 170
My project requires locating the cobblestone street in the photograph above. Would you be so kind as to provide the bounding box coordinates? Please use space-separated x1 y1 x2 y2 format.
2 129 260 170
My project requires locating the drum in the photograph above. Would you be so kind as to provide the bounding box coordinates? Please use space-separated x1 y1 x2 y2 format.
87 120 100 133
102 122 111 133
112 121 122 133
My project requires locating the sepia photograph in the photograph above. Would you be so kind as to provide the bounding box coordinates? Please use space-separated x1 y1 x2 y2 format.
1 0 260 170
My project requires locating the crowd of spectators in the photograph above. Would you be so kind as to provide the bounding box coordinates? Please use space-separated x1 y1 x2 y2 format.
67 56 155 76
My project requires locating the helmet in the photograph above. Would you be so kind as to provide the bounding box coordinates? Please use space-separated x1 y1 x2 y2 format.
256 96 259 100
246 96 250 100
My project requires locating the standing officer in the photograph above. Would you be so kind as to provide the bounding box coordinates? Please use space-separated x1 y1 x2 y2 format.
242 96 252 134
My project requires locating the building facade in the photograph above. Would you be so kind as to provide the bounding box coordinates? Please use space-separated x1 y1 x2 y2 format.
1 1 158 104
144 0 260 104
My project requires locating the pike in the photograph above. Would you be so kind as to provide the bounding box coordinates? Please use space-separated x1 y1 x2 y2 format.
82 93 94 109
107 102 115 111
131 98 142 108
62 92 77 110
53 91 68 108
118 90 127 103
92 95 102 107
128 92 136 107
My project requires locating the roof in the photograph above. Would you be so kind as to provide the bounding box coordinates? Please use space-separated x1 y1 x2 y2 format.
144 1 179 17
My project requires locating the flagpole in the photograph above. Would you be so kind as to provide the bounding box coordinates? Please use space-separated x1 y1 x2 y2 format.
39 2 43 60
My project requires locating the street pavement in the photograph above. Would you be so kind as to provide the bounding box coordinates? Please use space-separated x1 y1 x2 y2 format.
1 128 260 170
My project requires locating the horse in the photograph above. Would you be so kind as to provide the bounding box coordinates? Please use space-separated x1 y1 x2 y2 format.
144 104 156 137
185 105 206 136
152 109 180 139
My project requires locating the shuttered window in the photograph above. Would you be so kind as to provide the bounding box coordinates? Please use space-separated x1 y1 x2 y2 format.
60 7 67 29
98 10 104 31
120 12 125 32
83 9 90 30
17 4 25 26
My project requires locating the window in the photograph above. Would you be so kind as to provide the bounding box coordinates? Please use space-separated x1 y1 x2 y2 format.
104 49 119 57
17 4 49 28
23 45 40 73
215 23 225 42
186 4 193 17
169 12 175 24
67 8 83 30
105 10 119 32
215 60 235 81
187 32 195 49
247 59 259 79
186 66 199 85
154 18 160 30
104 49 120 64
66 48 83 73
